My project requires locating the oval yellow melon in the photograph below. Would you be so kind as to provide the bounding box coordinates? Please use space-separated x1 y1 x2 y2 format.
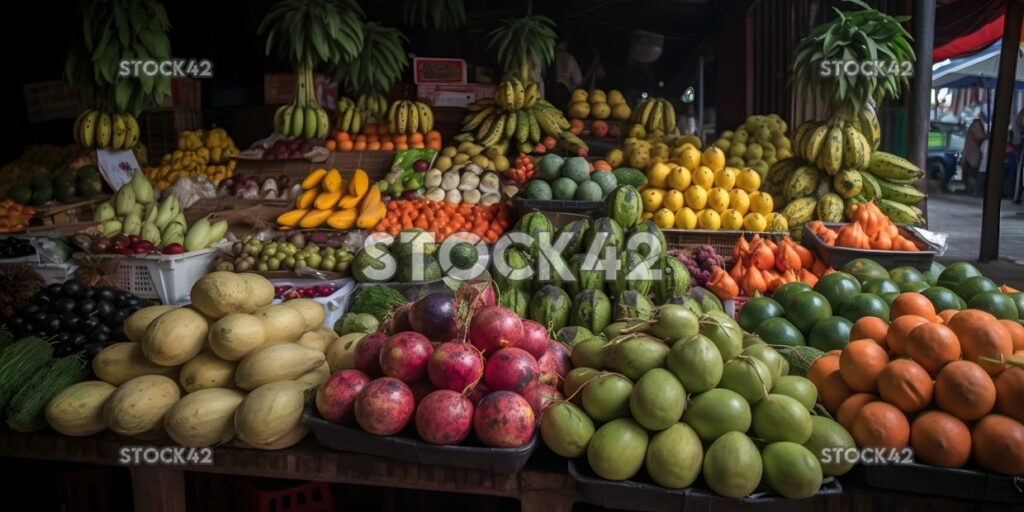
103 375 181 436
45 381 116 436
124 305 176 342
297 328 337 354
234 380 310 447
92 342 178 385
296 362 331 387
179 352 236 393
164 388 245 447
238 273 275 309
254 304 307 343
208 313 267 361
190 271 251 319
286 298 327 331
234 343 326 390
326 332 367 371
142 308 209 366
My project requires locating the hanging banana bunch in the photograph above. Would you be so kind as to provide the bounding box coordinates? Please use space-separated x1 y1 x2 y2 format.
260 0 365 139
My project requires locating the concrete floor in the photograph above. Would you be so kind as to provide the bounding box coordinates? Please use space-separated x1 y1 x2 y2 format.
926 192 1024 288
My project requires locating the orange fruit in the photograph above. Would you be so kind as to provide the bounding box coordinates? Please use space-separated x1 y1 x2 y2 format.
851 401 910 450
910 411 971 468
850 317 889 347
839 339 890 392
934 360 996 421
877 359 933 413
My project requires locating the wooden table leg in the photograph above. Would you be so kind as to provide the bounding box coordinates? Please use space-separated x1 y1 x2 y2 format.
129 466 186 512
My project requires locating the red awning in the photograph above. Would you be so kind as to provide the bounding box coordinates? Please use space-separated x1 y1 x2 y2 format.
933 13 1021 61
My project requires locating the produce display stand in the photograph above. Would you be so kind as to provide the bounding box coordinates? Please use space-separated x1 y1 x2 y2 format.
35 196 110 226
801 223 936 271
861 462 1024 505
325 150 398 180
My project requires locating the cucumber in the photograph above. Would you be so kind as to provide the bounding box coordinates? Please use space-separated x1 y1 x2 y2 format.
6 356 88 432
0 337 53 413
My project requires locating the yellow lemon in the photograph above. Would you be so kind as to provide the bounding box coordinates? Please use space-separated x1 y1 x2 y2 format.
697 209 721 230
570 89 588 103
714 167 738 191
737 168 762 193
647 162 672 187
612 103 631 121
683 185 708 210
667 166 692 191
641 188 665 212
721 209 745 230
607 89 626 105
701 146 726 171
589 89 607 104
679 145 702 170
641 212 654 221
606 148 624 167
674 207 698 229
743 212 768 232
691 166 715 189
749 191 774 215
706 187 730 213
728 189 750 215
663 189 685 212
653 208 675 229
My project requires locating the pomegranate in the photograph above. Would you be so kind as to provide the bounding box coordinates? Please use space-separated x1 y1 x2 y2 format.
518 320 551 359
379 332 434 383
354 377 415 436
409 292 457 341
387 303 414 334
354 332 388 377
427 342 485 392
468 306 523 355
538 341 572 388
467 383 490 405
521 383 563 419
414 390 474 445
484 347 540 393
409 380 436 404
315 369 370 424
473 391 536 447
455 279 496 318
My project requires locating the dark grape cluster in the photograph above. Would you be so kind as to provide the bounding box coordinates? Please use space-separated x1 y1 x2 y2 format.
678 244 724 287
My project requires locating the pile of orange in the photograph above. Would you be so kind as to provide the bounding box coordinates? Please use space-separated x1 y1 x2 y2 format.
325 124 442 152
0 199 36 233
374 199 511 243
808 292 1024 475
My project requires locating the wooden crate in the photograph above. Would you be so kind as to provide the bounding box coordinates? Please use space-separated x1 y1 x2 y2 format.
35 196 109 226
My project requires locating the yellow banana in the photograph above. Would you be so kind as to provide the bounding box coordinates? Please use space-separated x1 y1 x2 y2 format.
416 102 433 132
96 113 112 148
111 114 127 150
524 82 539 108
79 110 98 147
405 101 419 134
315 107 330 139
123 114 140 149
512 78 525 109
804 123 829 162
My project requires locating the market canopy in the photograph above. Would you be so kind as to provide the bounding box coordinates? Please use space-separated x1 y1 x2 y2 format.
932 40 1024 89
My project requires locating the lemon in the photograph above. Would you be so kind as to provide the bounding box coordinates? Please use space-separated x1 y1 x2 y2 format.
641 188 665 212
749 191 774 215
606 148 624 167
714 167 738 191
736 168 762 192
684 185 708 210
663 189 685 212
642 211 654 221
647 162 672 187
701 146 726 171
679 145 702 170
674 207 698 229
728 189 750 215
667 166 692 191
743 212 768 232
570 89 588 103
612 103 631 121
697 209 721 230
721 209 745 230
706 187 730 213
653 208 675 229
691 165 715 189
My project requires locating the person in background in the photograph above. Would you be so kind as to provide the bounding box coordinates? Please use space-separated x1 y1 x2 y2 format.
961 118 989 196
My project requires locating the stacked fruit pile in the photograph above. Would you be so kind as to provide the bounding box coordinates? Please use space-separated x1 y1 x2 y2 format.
628 97 677 137
520 154 618 202
806 201 921 251
434 142 511 174
566 88 631 122
211 233 353 274
807 293 1023 475
611 133 705 171
638 147 782 232
545 304 850 498
709 235 832 300
44 273 335 449
73 110 141 150
460 78 587 156
372 200 512 243
711 114 793 178
315 288 572 449
89 172 225 253
772 109 925 235
421 162 506 205
144 128 240 190
328 125 441 153
5 165 107 207
0 145 87 197
272 67 330 140
0 201 36 233
334 93 389 133
277 169 385 230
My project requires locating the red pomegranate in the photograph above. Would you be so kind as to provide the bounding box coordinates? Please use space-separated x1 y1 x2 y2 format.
473 391 536 447
537 341 572 388
427 342 485 392
520 383 563 419
468 306 523 355
354 377 415 436
315 369 370 424
379 331 434 383
414 390 474 445
483 347 539 393
518 320 551 359
354 332 388 377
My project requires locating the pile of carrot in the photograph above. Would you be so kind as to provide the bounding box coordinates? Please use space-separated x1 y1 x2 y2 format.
375 199 511 243
807 200 919 251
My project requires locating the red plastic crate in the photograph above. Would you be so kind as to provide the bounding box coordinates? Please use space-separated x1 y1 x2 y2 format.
234 479 336 512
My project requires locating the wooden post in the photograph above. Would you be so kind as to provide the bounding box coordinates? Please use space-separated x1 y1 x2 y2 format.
980 0 1024 261
130 467 186 512
908 0 935 220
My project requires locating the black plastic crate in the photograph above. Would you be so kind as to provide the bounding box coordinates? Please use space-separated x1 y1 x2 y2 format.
862 462 1024 504
801 222 935 271
513 197 602 217
303 407 537 474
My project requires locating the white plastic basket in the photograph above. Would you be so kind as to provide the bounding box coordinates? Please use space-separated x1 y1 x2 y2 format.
112 245 226 305
271 278 356 329
33 263 78 285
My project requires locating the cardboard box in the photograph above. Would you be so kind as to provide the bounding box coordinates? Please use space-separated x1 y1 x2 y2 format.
413 58 467 84
264 73 338 107
417 84 497 108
